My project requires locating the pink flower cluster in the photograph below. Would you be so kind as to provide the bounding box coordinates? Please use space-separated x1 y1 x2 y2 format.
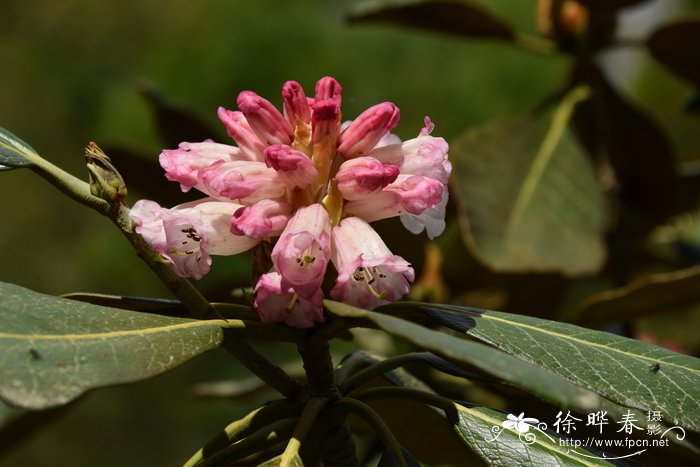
130 77 450 328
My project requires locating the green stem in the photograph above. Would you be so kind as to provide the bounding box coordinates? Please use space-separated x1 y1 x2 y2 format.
183 400 299 467
28 158 110 213
280 397 329 466
198 418 297 467
334 352 375 386
297 335 338 398
340 353 426 395
331 398 407 467
353 386 458 422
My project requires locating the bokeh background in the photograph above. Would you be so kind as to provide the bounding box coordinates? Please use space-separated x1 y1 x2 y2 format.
1 0 698 465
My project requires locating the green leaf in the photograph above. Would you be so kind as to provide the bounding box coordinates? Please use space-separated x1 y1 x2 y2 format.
349 0 515 41
0 127 38 171
0 281 240 409
326 301 651 429
413 303 700 432
450 86 606 275
453 404 615 466
579 265 700 328
647 19 700 88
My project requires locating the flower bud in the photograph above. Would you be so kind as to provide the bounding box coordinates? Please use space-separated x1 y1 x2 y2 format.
85 142 127 203
237 91 293 146
338 102 400 159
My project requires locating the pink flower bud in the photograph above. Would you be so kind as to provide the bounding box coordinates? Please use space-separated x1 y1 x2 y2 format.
236 91 293 146
130 198 259 280
330 217 414 309
343 175 444 222
230 198 293 240
335 156 400 201
254 271 324 328
272 203 331 299
311 76 342 147
311 99 340 145
282 81 312 126
264 144 319 189
199 160 285 203
217 108 266 161
314 76 342 103
159 141 242 192
338 102 400 159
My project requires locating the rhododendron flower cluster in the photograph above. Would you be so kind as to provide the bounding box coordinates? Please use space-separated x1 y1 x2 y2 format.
130 77 450 328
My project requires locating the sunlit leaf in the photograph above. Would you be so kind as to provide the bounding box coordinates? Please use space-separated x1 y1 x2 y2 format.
257 453 304 467
411 302 700 432
648 19 700 88
349 0 515 41
450 86 606 275
453 403 615 465
0 281 235 409
579 265 700 328
0 127 37 171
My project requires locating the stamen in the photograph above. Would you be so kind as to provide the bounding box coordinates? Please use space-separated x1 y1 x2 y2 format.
361 267 387 299
285 293 299 313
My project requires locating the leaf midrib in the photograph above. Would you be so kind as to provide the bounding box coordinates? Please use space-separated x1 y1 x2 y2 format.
480 314 699 373
0 319 243 341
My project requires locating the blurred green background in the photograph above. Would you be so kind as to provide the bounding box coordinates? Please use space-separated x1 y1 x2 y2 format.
0 0 697 465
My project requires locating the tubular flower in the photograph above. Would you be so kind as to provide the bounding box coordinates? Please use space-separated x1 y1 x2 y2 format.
130 77 450 328
130 198 259 279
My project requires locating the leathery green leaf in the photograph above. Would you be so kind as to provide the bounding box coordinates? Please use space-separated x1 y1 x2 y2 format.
450 86 606 276
0 282 243 409
325 301 652 428
0 127 37 171
412 302 700 433
454 404 615 466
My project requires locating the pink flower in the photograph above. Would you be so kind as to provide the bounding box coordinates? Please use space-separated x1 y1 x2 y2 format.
331 216 415 309
335 156 400 201
254 271 324 328
217 108 266 161
230 198 293 240
131 77 450 328
159 141 242 192
282 80 312 127
199 160 285 203
130 198 259 279
343 174 444 222
272 204 331 299
264 144 319 189
337 102 400 159
237 91 294 146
